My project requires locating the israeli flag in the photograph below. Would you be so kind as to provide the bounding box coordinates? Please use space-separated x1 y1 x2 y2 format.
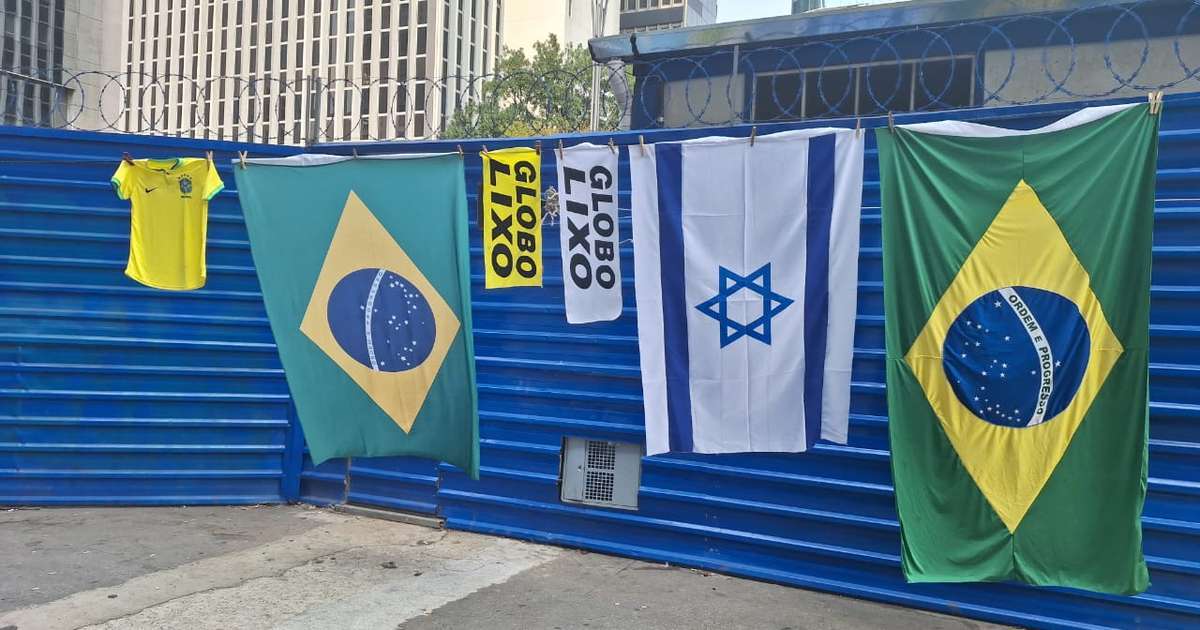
631 129 864 455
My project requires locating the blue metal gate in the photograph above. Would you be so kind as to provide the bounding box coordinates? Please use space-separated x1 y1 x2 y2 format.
319 94 1200 629
0 93 1196 629
0 126 300 505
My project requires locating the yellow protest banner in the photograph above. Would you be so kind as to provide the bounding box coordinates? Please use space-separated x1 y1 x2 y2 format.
481 147 542 288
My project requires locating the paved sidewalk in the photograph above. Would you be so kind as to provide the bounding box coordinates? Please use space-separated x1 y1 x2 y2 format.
0 506 1007 630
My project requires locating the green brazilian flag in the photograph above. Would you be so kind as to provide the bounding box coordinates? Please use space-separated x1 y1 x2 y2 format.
234 154 479 478
877 103 1158 594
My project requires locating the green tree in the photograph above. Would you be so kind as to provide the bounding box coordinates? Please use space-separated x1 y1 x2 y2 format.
442 35 599 139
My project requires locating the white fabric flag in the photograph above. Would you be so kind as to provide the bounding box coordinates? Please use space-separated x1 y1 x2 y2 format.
630 129 864 455
556 143 623 324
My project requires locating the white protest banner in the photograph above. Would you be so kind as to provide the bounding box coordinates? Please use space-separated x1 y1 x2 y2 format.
557 143 622 324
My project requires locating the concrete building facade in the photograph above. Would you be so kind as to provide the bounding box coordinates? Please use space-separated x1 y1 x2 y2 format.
618 0 716 34
791 0 823 14
0 0 120 129
119 0 501 143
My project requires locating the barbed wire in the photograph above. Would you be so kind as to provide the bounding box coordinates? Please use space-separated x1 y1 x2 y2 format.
1 0 1197 144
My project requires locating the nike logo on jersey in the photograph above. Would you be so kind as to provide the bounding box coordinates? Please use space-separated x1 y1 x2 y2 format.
143 187 158 193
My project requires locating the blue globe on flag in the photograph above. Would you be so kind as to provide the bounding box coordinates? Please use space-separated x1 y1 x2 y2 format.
326 268 437 372
942 286 1090 428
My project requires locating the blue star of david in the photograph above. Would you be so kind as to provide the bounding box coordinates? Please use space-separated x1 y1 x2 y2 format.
695 263 794 348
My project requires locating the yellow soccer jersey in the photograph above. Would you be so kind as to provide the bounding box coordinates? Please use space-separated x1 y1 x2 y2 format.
111 157 224 290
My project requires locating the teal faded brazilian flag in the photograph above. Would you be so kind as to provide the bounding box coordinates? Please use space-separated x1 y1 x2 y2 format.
877 103 1158 594
234 154 479 478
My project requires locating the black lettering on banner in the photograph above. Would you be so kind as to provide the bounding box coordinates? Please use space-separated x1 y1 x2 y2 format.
593 210 614 238
561 153 620 308
485 152 542 285
596 264 616 290
565 199 589 217
490 209 514 243
516 230 537 253
490 190 513 207
589 165 612 189
595 240 615 262
516 202 538 230
516 255 537 278
515 184 538 207
487 158 516 279
514 160 537 183
491 243 514 277
568 218 591 253
563 166 586 194
570 253 592 288
487 158 511 185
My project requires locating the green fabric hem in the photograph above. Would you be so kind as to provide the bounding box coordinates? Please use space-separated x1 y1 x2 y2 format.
204 183 226 201
111 177 128 200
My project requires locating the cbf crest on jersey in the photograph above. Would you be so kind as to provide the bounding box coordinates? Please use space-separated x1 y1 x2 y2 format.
234 154 478 477
630 129 864 456
878 103 1158 595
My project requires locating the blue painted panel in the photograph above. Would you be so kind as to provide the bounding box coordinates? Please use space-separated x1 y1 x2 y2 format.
0 126 301 506
347 456 441 515
317 93 1200 629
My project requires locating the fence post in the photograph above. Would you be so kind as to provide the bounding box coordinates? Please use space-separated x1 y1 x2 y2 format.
590 63 602 132
305 70 320 147
731 44 743 125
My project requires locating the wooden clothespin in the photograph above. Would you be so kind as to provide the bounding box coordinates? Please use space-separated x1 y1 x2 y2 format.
557 139 565 160
749 126 757 146
608 137 616 154
352 147 359 158
121 152 135 165
205 150 214 163
238 151 247 169
457 144 464 159
482 144 489 155
638 135 646 156
854 117 862 138
535 140 543 156
1148 90 1164 115
887 111 896 132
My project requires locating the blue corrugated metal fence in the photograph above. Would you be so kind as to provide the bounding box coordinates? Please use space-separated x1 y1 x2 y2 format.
0 92 1196 629
320 94 1200 629
0 126 300 505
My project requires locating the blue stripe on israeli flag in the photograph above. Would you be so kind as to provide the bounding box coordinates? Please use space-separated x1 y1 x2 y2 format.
654 143 694 453
803 134 836 449
631 129 863 456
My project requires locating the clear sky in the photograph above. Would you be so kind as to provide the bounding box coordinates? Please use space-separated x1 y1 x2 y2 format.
716 0 894 23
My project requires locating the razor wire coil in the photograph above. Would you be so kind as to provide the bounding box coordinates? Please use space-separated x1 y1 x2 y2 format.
1 0 1197 143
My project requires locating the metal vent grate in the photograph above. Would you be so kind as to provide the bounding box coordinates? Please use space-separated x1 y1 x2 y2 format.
584 470 615 502
586 440 616 471
561 437 642 509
